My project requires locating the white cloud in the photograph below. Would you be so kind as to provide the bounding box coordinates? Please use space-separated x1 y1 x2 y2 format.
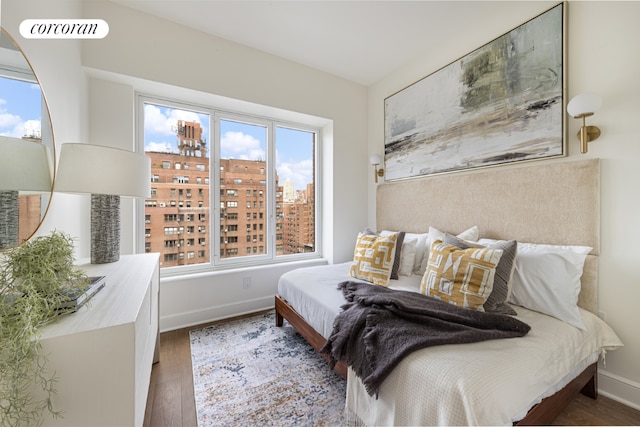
277 158 313 190
0 110 39 138
0 113 21 135
146 140 174 153
21 119 41 138
221 131 265 161
144 104 205 138
0 97 22 135
144 104 176 137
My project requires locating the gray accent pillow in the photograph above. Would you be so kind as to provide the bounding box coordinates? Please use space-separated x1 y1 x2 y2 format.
443 234 517 315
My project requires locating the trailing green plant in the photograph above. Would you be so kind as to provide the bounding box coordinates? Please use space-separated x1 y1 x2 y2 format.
0 230 88 427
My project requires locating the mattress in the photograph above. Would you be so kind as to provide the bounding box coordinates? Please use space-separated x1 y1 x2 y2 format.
277 262 624 425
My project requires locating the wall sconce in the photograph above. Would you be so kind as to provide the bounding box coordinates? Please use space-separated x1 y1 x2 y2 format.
54 143 151 264
567 93 602 154
370 154 384 184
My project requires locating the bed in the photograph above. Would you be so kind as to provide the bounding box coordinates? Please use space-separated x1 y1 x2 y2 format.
274 158 623 425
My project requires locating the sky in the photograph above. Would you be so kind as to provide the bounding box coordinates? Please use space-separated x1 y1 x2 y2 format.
143 103 314 190
0 76 42 138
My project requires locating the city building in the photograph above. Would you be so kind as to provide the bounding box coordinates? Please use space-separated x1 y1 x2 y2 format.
144 121 313 267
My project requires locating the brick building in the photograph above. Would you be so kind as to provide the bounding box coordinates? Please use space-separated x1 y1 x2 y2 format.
144 150 211 268
282 183 315 254
219 157 282 258
144 120 314 268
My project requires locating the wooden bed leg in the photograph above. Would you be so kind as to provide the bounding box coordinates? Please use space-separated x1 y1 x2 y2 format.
274 295 348 379
580 372 598 399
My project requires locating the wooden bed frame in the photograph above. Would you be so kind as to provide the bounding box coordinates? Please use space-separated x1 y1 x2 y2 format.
275 158 601 425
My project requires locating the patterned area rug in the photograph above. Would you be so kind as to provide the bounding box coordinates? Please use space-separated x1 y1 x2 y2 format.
190 311 346 426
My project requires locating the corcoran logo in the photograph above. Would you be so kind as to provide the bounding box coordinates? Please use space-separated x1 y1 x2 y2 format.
19 19 109 39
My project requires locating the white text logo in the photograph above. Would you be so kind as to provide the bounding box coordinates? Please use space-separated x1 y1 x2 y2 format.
20 19 109 39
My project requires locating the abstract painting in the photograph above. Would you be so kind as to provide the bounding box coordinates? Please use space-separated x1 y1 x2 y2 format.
384 3 565 180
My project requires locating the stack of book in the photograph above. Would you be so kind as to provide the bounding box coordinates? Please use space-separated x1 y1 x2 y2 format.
57 275 106 311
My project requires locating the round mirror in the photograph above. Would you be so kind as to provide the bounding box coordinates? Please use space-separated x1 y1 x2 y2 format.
0 27 54 250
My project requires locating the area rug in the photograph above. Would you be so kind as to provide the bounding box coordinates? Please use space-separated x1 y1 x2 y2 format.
190 311 346 426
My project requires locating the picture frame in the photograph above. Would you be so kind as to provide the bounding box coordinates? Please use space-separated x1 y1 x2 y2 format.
384 3 566 181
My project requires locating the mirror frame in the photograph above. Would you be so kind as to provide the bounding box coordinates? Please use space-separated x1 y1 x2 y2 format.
0 26 55 250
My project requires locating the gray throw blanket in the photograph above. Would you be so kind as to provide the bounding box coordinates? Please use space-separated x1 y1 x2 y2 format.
320 281 530 397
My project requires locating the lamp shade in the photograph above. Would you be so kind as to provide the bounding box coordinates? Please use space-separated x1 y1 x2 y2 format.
55 143 151 198
567 93 603 117
370 154 382 165
0 135 52 192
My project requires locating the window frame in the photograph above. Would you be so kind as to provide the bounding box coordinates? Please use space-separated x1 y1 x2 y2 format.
135 94 322 277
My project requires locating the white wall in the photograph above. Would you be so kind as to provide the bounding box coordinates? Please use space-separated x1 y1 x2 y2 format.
368 0 640 410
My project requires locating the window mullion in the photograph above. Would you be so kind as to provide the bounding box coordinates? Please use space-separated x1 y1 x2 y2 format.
211 113 221 266
267 122 276 261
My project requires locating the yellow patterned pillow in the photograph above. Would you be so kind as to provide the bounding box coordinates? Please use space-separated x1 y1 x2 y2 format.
350 232 398 286
421 240 503 311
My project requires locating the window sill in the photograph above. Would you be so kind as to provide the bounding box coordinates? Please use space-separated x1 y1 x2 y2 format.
159 257 328 283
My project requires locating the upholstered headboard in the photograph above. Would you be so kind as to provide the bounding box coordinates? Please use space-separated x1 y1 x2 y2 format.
377 158 600 313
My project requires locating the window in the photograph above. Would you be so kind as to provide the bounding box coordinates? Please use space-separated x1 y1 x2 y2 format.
140 96 318 272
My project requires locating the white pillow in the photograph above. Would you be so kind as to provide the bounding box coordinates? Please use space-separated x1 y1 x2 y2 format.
404 232 429 275
509 242 592 330
398 236 417 276
418 226 479 275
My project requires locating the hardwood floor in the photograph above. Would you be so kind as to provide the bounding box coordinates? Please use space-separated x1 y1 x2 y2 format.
552 393 640 426
144 313 640 427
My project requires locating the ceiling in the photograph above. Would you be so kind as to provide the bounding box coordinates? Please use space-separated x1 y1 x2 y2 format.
111 1 556 86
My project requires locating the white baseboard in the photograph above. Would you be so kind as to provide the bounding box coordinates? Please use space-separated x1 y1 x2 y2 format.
159 295 274 332
599 369 640 411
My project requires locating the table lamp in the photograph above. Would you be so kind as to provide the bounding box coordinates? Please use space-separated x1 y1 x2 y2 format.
54 143 151 263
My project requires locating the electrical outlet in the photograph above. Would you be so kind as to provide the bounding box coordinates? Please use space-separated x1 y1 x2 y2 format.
242 277 252 290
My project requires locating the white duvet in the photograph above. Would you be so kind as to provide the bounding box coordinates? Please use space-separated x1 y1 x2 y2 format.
277 262 623 426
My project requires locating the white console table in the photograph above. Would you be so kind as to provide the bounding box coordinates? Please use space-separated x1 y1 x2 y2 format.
38 253 160 427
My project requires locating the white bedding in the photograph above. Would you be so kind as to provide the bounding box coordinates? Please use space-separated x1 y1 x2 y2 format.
277 262 624 426
277 262 421 339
